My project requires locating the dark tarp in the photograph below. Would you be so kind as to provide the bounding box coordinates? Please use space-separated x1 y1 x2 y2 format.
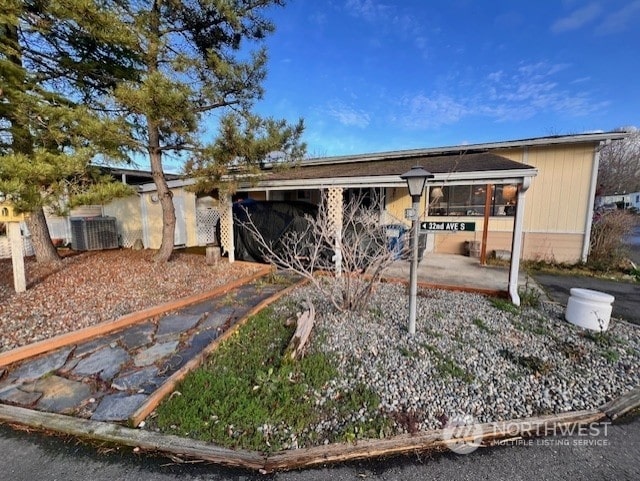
231 199 318 263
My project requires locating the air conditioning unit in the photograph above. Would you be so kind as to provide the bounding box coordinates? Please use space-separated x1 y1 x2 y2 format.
70 216 119 251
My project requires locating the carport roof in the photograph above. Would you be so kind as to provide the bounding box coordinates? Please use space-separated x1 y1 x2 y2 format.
248 152 537 191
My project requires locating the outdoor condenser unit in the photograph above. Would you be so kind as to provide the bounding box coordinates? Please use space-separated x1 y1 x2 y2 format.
70 216 119 251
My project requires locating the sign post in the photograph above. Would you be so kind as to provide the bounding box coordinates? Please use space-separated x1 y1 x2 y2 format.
1 202 27 293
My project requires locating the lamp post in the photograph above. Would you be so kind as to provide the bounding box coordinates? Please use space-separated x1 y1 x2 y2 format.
400 166 433 334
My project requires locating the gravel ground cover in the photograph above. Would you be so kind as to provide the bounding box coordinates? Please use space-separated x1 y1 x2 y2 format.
0 250 261 353
278 282 640 444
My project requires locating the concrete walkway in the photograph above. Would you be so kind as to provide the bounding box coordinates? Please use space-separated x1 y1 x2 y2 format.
0 276 292 423
383 253 531 293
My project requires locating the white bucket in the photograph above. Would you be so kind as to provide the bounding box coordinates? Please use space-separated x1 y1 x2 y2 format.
565 288 615 331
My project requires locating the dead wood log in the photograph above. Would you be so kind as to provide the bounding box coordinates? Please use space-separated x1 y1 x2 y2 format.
286 301 315 361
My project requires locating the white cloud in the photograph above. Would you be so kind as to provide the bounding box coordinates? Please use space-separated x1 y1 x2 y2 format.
345 0 391 22
392 61 607 128
326 102 371 128
596 0 640 34
344 0 431 57
551 2 602 33
398 94 467 129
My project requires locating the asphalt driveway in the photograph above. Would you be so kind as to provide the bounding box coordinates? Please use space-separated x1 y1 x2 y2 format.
533 273 640 325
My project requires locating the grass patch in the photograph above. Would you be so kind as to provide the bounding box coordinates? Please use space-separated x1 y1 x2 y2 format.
398 346 416 358
472 318 492 333
518 283 541 309
499 349 553 375
150 305 390 452
512 316 553 336
490 297 519 315
422 343 474 383
602 348 620 363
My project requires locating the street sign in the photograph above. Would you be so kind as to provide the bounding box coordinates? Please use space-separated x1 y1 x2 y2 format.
421 221 476 232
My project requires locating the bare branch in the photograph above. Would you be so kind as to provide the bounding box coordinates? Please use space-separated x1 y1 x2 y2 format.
236 191 408 313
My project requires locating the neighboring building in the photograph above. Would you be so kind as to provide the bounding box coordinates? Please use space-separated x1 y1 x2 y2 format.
601 192 640 210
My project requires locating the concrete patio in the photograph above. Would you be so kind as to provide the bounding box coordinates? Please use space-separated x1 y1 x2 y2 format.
382 253 531 294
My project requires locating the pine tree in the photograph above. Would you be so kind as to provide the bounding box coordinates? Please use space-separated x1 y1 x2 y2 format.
0 0 139 263
106 0 305 262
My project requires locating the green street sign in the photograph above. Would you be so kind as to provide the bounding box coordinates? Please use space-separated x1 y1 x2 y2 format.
421 221 476 232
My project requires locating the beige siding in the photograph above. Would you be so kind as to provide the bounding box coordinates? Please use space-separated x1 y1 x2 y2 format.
522 232 584 263
422 142 598 263
140 188 197 249
384 187 428 226
103 195 143 247
499 144 595 234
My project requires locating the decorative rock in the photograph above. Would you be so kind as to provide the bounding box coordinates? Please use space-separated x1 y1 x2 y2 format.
200 307 235 331
112 366 160 391
0 386 42 406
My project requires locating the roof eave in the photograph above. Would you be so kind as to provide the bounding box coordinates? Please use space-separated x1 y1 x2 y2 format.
240 168 538 191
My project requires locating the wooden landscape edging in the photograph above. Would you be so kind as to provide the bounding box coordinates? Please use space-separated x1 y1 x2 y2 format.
0 264 272 368
128 278 310 428
0 403 266 470
263 409 605 472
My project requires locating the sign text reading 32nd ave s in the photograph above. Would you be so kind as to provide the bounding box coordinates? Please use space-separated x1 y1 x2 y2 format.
421 221 476 232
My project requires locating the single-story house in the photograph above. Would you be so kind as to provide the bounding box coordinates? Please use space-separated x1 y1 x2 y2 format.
1 131 630 302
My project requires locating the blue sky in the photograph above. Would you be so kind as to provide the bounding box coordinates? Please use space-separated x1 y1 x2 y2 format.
252 0 640 158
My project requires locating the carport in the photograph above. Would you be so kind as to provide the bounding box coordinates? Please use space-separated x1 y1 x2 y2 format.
227 150 537 305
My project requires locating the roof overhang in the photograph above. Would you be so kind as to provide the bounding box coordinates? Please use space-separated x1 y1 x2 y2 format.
241 168 537 191
240 151 538 192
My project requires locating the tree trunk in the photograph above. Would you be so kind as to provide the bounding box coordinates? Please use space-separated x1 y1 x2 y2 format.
25 206 61 264
148 125 175 263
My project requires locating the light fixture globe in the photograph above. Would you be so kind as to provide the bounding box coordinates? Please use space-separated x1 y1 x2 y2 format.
401 166 433 197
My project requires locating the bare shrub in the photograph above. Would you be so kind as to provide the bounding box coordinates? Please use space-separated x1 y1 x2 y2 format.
589 210 638 270
237 191 406 312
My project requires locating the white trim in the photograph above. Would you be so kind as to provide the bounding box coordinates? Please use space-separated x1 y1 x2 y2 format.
300 132 629 166
508 177 531 306
582 144 602 262
239 169 537 191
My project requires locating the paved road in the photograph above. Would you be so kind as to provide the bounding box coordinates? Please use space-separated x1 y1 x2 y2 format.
533 273 640 325
1 416 639 480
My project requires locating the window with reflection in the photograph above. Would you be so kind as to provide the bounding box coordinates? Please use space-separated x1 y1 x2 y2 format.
428 184 517 216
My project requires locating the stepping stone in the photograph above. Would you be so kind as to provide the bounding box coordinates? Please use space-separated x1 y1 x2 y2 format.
0 386 42 406
156 314 201 339
10 347 74 382
72 346 130 382
73 332 123 358
200 307 235 331
24 376 92 414
120 322 156 350
91 393 148 422
180 302 213 316
112 366 159 391
187 330 218 352
134 341 179 367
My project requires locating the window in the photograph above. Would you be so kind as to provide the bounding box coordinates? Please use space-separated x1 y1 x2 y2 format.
428 184 516 217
